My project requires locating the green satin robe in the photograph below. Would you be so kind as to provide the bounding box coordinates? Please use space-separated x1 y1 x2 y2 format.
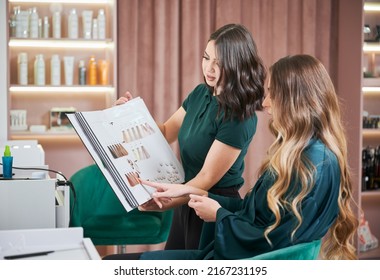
141 139 340 260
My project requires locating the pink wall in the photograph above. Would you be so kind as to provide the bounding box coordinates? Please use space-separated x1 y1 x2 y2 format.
336 0 363 225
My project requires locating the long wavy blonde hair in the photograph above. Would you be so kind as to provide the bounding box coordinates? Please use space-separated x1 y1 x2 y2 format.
259 55 358 259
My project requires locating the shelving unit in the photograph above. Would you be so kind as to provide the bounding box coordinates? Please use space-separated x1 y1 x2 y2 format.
360 0 380 260
3 0 117 179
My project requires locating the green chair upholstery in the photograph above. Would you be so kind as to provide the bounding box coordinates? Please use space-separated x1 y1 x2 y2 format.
243 239 322 260
69 164 173 246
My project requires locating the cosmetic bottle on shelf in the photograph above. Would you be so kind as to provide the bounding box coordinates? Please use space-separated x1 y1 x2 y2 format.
52 10 61 39
78 60 87 85
98 59 109 85
50 54 61 86
68 8 78 39
34 54 45 86
29 7 39 38
92 19 98 39
97 9 106 39
18 52 28 86
9 6 20 37
88 56 97 85
43 16 50 38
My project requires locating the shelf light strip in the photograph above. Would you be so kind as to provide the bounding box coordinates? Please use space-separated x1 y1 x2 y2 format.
10 86 115 93
363 44 380 52
362 87 380 93
8 0 111 4
9 39 114 49
364 3 380 12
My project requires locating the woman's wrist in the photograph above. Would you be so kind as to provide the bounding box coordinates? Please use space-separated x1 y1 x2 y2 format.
194 188 208 196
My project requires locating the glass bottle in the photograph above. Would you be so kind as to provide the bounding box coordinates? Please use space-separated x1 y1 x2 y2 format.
29 7 39 38
9 6 20 37
78 60 87 85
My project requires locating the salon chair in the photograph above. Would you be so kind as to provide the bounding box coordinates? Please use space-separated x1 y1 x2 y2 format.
68 164 173 252
243 239 322 260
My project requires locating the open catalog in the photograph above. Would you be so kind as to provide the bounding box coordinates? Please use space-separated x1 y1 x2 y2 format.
67 97 185 212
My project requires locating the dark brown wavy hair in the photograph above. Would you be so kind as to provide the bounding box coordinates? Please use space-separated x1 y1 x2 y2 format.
206 23 266 121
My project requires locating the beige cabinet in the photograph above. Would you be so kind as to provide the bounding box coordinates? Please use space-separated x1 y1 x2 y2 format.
4 0 117 178
360 1 380 260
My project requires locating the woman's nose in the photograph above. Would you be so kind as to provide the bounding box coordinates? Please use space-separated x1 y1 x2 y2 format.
206 61 215 73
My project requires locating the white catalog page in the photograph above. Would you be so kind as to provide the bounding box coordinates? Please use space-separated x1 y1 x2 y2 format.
67 97 184 212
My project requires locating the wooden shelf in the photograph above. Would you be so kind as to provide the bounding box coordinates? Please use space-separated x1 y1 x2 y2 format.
362 189 380 198
10 131 82 144
363 78 380 87
363 42 380 53
9 38 114 49
9 85 115 93
363 129 380 138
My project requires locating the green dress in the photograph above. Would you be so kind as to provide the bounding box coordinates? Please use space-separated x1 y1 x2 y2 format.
164 83 258 250
178 83 258 188
140 139 340 259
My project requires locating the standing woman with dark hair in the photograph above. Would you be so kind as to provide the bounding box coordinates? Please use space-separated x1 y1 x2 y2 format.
115 23 266 250
105 54 358 260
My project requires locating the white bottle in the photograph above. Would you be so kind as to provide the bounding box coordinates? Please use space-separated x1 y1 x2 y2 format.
52 11 61 39
43 16 50 38
92 19 98 39
34 54 45 85
50 55 61 86
9 6 20 37
68 8 78 39
82 10 93 39
16 10 29 38
17 52 28 85
29 7 39 38
97 9 106 39
38 18 42 38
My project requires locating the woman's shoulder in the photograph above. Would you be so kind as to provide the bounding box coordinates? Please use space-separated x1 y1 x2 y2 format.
306 139 339 169
191 84 210 96
183 84 211 105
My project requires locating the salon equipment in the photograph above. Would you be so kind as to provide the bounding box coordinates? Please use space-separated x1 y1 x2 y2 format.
0 140 70 230
0 178 70 230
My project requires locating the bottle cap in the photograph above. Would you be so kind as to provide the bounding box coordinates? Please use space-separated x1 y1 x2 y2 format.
18 53 28 63
4 145 11 157
79 60 85 67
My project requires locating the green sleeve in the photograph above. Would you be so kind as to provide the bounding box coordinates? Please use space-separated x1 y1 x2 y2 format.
211 143 341 259
215 114 257 149
208 193 243 212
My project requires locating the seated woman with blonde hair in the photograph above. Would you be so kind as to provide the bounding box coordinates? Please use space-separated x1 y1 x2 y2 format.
104 54 358 260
